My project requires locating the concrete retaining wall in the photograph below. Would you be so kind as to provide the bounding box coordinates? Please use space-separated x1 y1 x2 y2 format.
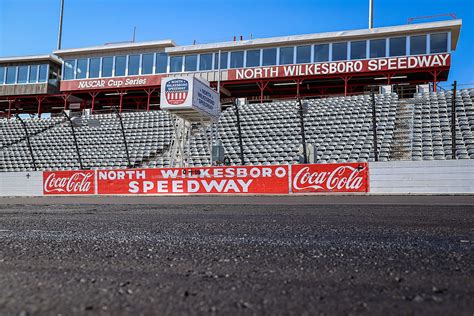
0 171 43 196
368 160 474 194
0 160 473 196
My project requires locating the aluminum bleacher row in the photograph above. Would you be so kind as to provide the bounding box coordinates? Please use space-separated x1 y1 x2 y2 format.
1 90 473 172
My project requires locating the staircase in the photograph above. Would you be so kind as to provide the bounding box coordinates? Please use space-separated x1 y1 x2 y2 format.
389 99 414 160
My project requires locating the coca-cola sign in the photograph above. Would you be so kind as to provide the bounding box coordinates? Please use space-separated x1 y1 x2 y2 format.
43 170 95 195
291 163 369 193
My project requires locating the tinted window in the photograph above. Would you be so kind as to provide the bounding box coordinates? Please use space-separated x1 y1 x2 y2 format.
351 41 366 60
230 51 244 68
76 59 87 79
170 56 183 72
17 66 28 83
246 50 260 67
38 64 48 82
89 58 100 78
28 65 38 83
279 47 294 65
314 44 329 62
296 45 311 64
262 48 277 66
410 35 426 55
389 37 406 57
6 66 16 84
214 52 228 69
0 67 4 84
332 42 348 61
142 54 153 74
64 60 75 80
184 55 197 72
369 39 386 58
115 56 126 76
128 55 140 75
430 33 448 53
199 53 213 71
156 53 168 73
102 57 113 77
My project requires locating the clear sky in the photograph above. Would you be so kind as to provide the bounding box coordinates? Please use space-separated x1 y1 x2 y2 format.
0 0 473 87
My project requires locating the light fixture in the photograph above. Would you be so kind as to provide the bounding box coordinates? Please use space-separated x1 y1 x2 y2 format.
273 82 297 86
374 75 408 80
104 92 128 96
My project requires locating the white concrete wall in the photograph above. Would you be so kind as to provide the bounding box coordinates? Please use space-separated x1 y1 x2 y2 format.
0 172 43 196
369 160 474 194
0 161 473 196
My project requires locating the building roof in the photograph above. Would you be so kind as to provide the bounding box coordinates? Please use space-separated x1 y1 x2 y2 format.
0 54 62 64
165 19 462 54
53 40 176 57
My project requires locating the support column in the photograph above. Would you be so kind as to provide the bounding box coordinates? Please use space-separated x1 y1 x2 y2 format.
89 91 99 113
36 96 45 118
61 93 70 111
342 76 352 96
294 79 303 98
119 90 126 113
145 88 156 112
428 70 440 92
7 98 15 119
256 81 269 103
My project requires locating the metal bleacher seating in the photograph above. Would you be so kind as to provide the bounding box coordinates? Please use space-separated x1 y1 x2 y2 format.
0 90 473 172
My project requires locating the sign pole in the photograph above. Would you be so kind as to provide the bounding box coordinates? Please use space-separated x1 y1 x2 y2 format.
451 80 457 159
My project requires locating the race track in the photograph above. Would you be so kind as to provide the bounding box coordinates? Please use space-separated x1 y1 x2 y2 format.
0 198 472 315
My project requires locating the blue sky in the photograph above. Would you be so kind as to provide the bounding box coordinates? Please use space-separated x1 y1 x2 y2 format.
0 0 473 87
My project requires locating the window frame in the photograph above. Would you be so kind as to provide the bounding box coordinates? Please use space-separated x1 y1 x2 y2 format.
141 53 154 75
28 65 38 83
296 45 311 64
184 54 198 72
245 49 261 68
88 58 101 78
5 66 17 84
114 55 127 77
230 51 244 69
199 53 214 71
350 40 367 60
389 36 407 57
262 48 277 66
279 46 295 65
429 32 448 54
127 54 141 76
101 56 114 77
313 43 330 62
75 58 88 79
169 55 184 73
155 52 168 74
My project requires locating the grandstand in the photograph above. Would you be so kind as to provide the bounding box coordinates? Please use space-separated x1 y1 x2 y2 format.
0 17 471 172
1 89 473 172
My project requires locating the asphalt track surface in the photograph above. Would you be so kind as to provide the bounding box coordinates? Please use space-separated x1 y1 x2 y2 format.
0 196 472 315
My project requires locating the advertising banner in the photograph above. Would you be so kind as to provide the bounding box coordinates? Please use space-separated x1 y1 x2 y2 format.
97 165 289 195
228 53 450 80
291 163 369 193
60 75 164 92
43 170 96 195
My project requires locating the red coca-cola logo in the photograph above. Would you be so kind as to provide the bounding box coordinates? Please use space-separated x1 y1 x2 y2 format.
292 163 368 193
43 171 95 195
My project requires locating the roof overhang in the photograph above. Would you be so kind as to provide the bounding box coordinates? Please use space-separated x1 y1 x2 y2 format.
0 54 63 65
166 20 462 54
54 40 177 58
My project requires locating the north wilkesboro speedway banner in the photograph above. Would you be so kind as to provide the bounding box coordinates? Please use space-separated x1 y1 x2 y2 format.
42 163 369 195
